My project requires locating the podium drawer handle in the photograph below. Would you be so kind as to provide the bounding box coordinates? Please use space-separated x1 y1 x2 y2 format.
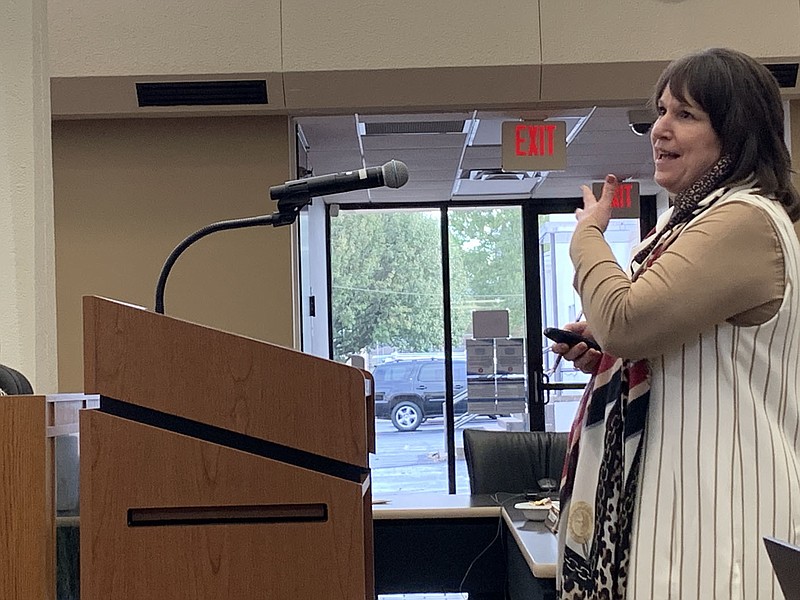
127 503 328 527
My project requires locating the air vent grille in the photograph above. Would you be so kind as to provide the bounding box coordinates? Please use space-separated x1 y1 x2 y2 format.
136 80 268 107
764 63 799 88
459 169 542 181
364 120 465 135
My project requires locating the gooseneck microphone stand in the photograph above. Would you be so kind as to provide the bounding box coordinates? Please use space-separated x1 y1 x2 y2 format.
154 192 311 314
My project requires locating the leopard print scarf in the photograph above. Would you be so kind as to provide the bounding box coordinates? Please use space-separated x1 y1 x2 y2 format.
632 154 734 271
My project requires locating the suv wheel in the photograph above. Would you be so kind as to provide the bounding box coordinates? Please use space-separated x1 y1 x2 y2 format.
390 400 423 432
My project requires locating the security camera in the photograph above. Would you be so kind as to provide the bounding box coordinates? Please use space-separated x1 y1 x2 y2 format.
629 122 653 136
627 109 654 137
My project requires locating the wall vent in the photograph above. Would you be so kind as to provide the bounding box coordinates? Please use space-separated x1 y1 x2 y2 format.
364 120 465 135
764 63 799 88
136 80 268 107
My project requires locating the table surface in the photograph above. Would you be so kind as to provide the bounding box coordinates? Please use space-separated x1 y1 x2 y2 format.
372 492 558 578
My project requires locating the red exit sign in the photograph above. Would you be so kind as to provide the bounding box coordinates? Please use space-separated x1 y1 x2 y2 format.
515 123 557 156
591 180 640 218
502 121 567 171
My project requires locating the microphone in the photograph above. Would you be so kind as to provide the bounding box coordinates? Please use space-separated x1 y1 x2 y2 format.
269 160 409 201
154 161 410 314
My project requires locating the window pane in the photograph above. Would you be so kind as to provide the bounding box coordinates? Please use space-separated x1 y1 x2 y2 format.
448 206 527 493
373 363 415 384
539 214 641 431
418 363 445 383
329 208 447 495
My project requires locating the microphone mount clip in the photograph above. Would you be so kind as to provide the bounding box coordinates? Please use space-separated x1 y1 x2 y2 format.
272 188 313 227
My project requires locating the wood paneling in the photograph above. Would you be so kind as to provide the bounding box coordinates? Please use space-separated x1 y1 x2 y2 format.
81 297 373 598
83 296 368 467
80 410 370 599
0 396 50 600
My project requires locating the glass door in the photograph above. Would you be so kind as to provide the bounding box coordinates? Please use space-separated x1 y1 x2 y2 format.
448 206 527 493
328 207 449 495
537 214 642 431
524 198 656 432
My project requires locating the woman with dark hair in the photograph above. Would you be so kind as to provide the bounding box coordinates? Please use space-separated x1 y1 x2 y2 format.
553 48 800 599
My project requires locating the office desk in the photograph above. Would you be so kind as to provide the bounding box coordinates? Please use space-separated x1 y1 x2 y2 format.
373 493 557 600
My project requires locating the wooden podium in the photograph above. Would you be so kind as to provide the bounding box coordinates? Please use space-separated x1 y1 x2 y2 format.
80 296 375 599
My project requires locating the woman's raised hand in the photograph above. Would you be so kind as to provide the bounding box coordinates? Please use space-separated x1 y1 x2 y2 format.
577 174 618 232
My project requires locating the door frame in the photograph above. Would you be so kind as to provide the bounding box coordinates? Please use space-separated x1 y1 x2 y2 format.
522 197 657 431
319 195 656 492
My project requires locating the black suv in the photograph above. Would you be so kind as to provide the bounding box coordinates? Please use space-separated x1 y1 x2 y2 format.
372 358 467 432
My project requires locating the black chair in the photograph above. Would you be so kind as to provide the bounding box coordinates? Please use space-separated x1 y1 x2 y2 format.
463 429 568 495
0 363 33 394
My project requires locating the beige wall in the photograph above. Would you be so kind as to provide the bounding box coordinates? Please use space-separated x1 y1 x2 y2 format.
49 0 800 117
539 0 800 64
52 116 294 392
49 0 800 82
0 0 58 393
48 0 282 77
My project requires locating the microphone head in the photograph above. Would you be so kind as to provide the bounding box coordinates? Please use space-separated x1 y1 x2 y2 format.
381 160 409 189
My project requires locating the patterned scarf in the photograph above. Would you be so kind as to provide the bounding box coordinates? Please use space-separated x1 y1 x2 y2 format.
557 155 734 599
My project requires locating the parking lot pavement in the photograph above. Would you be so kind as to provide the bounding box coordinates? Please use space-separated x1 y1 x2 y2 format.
370 419 502 495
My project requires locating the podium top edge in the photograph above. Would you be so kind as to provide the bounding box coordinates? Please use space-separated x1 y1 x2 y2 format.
46 393 101 404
